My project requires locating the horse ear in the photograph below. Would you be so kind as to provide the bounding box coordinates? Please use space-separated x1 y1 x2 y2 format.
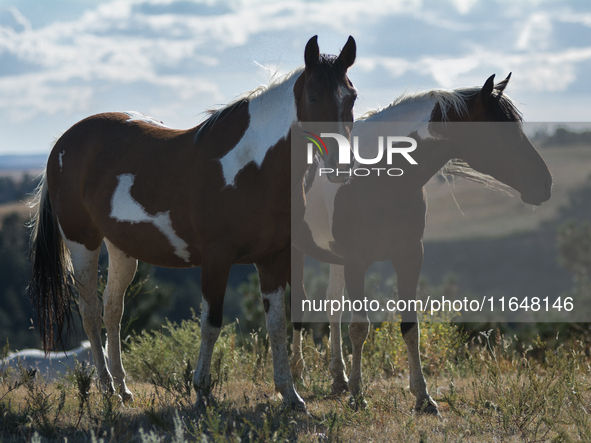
337 36 356 71
480 74 496 102
495 72 512 94
304 35 320 70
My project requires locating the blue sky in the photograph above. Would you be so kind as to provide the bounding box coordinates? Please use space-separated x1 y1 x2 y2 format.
0 0 590 155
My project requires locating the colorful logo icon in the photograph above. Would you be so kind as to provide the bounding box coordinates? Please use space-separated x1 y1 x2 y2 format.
302 131 328 155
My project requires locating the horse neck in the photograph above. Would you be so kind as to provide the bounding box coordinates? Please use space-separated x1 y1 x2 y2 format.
353 96 437 160
243 70 300 150
360 95 437 134
217 69 301 187
353 96 455 189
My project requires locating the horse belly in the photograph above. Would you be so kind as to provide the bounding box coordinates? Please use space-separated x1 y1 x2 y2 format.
101 220 202 268
91 175 201 268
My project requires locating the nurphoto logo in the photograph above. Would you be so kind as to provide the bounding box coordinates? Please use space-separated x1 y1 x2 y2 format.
303 130 418 177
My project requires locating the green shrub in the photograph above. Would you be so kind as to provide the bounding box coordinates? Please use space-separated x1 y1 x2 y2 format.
123 312 235 385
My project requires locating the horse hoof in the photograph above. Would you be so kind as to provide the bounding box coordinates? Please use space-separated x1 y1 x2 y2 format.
289 399 308 413
98 378 116 396
348 395 367 410
196 391 216 409
415 401 440 417
120 390 134 404
331 379 349 395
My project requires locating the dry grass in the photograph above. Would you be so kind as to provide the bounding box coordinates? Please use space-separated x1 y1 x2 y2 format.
2 319 590 442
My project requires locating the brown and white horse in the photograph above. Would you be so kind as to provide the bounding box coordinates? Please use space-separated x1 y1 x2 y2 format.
291 74 552 412
28 36 357 410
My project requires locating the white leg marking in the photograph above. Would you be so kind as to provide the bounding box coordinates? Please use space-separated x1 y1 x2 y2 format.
403 322 438 411
262 289 305 408
219 70 301 187
290 328 304 380
326 265 349 392
348 317 369 398
193 299 221 394
103 239 137 402
110 173 191 262
57 223 113 393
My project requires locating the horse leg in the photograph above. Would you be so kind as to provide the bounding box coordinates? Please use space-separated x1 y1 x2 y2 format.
392 241 439 415
327 264 349 394
193 254 231 403
289 246 305 381
103 240 137 403
344 258 369 408
257 250 306 410
65 239 114 394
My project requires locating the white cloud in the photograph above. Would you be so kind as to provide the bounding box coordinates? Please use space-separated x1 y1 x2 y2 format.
515 12 553 51
0 0 590 153
0 6 31 33
357 44 591 93
450 0 479 15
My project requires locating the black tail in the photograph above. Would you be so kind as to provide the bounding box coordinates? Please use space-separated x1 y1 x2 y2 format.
27 175 75 352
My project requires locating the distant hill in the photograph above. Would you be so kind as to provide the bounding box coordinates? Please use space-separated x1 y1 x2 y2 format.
424 144 591 241
0 154 46 171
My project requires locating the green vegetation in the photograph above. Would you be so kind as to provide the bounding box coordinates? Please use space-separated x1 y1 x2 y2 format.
2 317 591 441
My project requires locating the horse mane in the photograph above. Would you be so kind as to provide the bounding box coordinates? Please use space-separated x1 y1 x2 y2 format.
195 54 349 142
194 66 305 142
359 88 471 122
359 82 522 123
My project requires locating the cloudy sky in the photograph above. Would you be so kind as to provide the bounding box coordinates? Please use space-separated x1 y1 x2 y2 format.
0 0 590 155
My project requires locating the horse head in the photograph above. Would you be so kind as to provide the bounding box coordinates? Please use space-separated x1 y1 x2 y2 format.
432 74 552 206
295 36 357 184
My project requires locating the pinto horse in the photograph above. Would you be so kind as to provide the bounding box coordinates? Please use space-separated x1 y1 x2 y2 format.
291 74 552 412
28 35 357 409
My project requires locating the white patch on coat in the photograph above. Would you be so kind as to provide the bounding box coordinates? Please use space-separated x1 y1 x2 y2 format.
358 97 437 143
358 88 471 140
122 111 170 128
218 71 301 187
58 151 65 172
333 84 355 143
303 160 338 250
57 221 97 278
109 173 190 262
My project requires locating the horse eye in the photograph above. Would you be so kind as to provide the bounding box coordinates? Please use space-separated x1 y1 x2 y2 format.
308 95 318 104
